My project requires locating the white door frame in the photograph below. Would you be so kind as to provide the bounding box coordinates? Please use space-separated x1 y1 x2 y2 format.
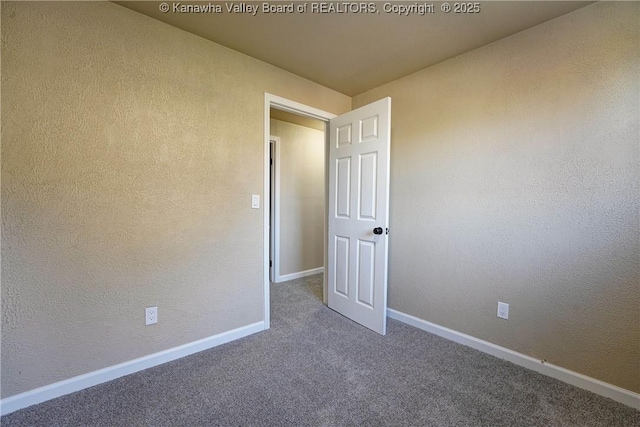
263 93 336 330
269 136 280 284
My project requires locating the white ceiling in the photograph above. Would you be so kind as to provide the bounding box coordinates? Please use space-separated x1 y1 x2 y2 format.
115 1 592 96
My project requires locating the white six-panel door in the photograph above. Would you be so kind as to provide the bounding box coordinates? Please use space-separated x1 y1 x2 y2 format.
327 97 391 335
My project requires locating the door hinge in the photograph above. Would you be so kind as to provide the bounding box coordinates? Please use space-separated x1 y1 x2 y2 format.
270 158 273 165
269 260 272 267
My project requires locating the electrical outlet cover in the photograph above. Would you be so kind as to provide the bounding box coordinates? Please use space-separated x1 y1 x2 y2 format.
497 302 509 320
146 306 158 325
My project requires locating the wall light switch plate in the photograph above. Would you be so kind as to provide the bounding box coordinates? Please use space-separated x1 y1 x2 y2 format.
251 194 260 209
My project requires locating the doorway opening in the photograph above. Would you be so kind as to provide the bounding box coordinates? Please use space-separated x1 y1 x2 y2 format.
263 94 336 329
269 110 326 285
265 95 392 335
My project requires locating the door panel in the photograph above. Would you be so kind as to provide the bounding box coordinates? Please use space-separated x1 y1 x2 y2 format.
358 152 377 220
360 115 379 141
336 157 351 218
334 236 350 297
327 97 391 335
356 239 375 307
337 124 352 147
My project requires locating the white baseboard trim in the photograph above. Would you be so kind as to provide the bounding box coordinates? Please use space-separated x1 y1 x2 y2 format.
276 267 324 283
387 309 640 410
0 321 265 416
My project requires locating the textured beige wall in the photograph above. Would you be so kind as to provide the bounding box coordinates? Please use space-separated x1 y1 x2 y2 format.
270 119 325 277
353 2 640 393
0 1 350 398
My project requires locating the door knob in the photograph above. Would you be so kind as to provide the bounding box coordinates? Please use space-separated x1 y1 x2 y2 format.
373 227 383 235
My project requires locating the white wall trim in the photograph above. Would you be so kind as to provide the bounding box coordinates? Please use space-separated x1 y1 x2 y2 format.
0 321 264 416
276 267 324 283
267 94 337 122
269 136 281 284
264 93 336 330
387 309 640 410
